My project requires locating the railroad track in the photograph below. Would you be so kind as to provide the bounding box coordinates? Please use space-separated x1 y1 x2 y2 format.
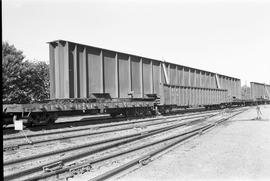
4 115 214 165
89 108 247 181
2 108 220 134
4 113 218 165
3 110 222 150
3 107 247 181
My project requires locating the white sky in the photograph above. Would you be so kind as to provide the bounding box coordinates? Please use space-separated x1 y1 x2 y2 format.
3 0 270 86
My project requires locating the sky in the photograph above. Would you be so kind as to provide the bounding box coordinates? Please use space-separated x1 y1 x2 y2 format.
3 0 270 86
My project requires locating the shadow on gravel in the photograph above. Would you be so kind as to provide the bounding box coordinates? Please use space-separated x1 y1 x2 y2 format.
28 117 128 132
230 118 269 122
2 129 20 135
2 108 210 135
3 115 152 135
218 118 269 128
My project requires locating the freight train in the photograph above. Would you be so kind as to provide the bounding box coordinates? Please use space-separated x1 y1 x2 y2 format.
3 40 270 126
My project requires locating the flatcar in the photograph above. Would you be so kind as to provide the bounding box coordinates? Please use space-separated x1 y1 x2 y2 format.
246 82 270 105
2 40 263 126
250 82 270 100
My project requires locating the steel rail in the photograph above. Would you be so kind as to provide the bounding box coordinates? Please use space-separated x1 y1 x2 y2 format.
3 110 220 141
88 109 246 181
23 124 213 181
3 116 212 181
4 115 211 166
89 126 212 181
3 113 217 149
4 109 246 181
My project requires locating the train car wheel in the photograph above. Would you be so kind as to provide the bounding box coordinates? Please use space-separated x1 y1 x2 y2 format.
110 113 118 118
28 113 56 125
124 109 135 117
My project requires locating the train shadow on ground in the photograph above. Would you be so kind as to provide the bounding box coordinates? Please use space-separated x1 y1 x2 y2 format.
2 129 20 135
2 107 214 135
238 118 269 122
3 115 154 135
221 118 269 127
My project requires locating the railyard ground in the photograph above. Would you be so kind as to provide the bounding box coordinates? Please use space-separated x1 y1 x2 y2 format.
116 105 270 181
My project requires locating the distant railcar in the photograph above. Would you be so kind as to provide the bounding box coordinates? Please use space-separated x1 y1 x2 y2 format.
250 82 270 100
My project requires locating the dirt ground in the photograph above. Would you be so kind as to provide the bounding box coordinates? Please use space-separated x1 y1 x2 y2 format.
116 105 270 181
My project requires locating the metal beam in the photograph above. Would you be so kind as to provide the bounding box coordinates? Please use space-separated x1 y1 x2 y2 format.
215 74 220 89
162 63 169 84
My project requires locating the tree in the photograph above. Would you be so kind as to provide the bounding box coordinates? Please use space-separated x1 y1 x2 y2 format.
241 85 251 100
2 41 50 104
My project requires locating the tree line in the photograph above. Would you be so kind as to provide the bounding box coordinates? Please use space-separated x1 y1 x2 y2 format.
2 42 50 104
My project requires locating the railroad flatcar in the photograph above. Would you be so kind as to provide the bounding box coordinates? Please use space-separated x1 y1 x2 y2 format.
230 82 270 106
250 82 270 100
48 40 241 110
3 40 244 125
250 82 270 104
